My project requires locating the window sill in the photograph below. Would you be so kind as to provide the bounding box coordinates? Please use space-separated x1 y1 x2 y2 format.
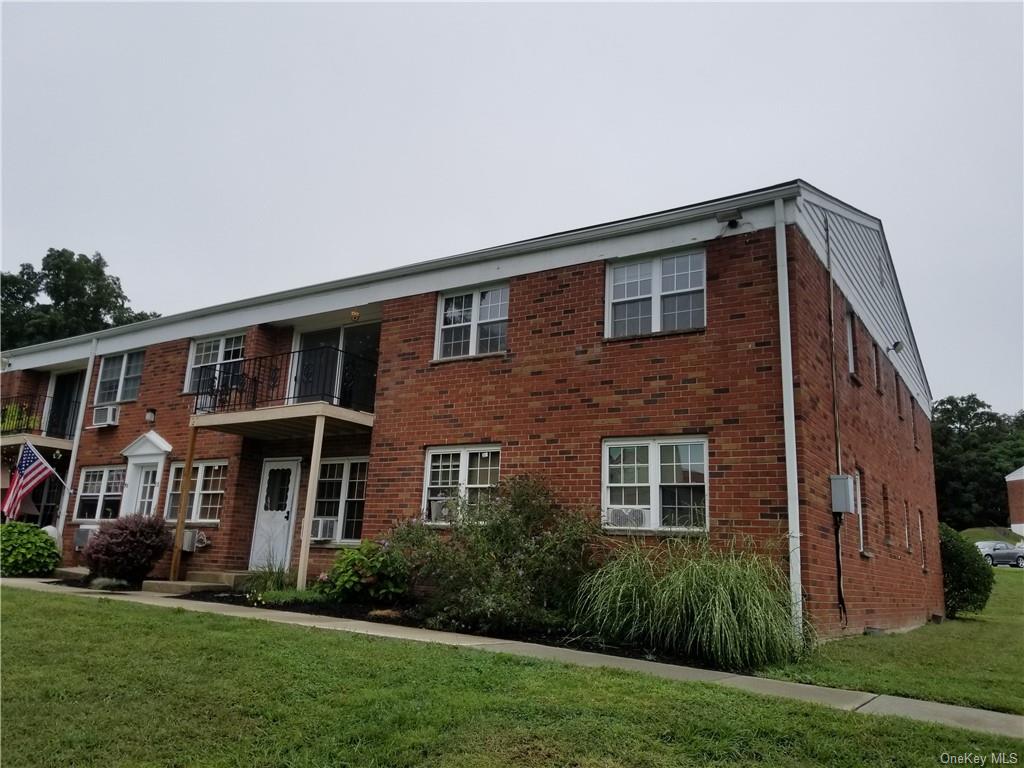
310 539 362 549
602 527 708 537
163 520 221 528
849 373 863 387
602 327 706 345
859 549 875 560
429 351 510 366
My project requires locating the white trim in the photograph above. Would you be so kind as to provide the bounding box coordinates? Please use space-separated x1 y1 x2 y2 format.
41 373 57 437
250 457 302 571
183 331 246 393
600 435 710 533
73 465 127 521
775 197 803 633
93 350 145 405
310 456 370 543
421 443 502 523
854 468 865 553
603 249 707 339
433 284 509 360
163 459 230 522
56 338 97 538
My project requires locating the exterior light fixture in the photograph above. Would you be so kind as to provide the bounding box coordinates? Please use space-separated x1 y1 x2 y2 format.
145 408 157 424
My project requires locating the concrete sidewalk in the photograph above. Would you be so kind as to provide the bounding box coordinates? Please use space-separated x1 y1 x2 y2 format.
4 577 1022 740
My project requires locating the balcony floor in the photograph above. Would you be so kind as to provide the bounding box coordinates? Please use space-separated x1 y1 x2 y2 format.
189 401 373 440
0 433 74 451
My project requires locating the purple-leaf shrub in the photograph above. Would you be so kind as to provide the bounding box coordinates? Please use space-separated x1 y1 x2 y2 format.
83 514 172 586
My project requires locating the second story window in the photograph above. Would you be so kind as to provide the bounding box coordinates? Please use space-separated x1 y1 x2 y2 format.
187 335 245 392
95 352 144 404
606 251 706 338
435 286 509 359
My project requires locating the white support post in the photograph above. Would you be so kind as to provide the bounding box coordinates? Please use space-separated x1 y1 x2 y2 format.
296 414 325 590
56 338 98 540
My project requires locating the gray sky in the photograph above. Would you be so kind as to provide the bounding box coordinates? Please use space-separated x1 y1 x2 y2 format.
3 2 1022 413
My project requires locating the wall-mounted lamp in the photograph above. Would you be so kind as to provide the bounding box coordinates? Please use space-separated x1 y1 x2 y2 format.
145 408 157 425
350 310 361 322
885 340 905 355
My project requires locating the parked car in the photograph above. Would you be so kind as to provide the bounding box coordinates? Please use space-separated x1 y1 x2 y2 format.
974 540 1024 567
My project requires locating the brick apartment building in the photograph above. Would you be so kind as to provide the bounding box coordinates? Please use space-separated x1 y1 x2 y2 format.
0 180 943 636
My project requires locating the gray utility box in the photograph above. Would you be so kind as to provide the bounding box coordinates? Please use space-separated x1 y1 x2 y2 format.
830 474 856 514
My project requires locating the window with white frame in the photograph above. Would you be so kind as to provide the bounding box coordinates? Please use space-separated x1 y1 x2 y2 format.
186 334 245 393
164 461 228 521
134 464 160 516
606 252 705 338
311 459 368 541
845 312 859 376
422 445 501 523
602 437 708 531
904 499 911 549
75 467 126 520
435 285 509 359
95 351 145 404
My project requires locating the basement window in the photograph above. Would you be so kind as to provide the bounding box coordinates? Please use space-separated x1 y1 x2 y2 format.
602 436 708 532
606 252 706 338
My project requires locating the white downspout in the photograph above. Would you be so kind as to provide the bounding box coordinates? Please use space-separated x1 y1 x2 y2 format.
774 198 803 632
55 338 98 541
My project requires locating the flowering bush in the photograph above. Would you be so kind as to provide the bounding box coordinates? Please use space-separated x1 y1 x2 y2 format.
317 540 408 604
388 475 598 634
82 514 171 587
0 522 60 577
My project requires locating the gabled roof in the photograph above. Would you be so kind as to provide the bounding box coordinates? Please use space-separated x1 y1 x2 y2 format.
2 179 932 414
1007 466 1024 483
120 430 173 457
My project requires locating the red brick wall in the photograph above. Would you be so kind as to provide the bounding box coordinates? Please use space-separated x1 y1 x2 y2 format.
1 369 49 400
364 228 791 558
787 227 944 636
1008 479 1024 528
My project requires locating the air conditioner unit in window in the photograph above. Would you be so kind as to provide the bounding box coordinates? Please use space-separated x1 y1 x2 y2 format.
428 500 452 524
606 507 651 529
92 405 120 428
311 519 336 541
74 526 97 550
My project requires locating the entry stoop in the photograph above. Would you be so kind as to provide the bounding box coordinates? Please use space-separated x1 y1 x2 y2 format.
186 571 253 590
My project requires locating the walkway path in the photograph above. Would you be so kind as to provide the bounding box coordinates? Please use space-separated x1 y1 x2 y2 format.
4 577 1022 740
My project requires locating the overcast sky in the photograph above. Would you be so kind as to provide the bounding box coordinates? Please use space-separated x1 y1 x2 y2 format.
2 2 1022 413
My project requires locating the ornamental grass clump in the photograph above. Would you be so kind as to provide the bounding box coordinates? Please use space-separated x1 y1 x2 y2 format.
576 539 808 671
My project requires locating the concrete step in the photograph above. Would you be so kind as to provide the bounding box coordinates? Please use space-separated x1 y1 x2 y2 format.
186 570 252 590
141 580 225 595
54 566 89 581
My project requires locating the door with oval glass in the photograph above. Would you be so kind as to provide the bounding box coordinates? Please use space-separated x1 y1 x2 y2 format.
250 458 301 570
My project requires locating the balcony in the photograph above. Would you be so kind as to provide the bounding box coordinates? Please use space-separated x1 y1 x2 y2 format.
188 347 377 440
0 394 80 450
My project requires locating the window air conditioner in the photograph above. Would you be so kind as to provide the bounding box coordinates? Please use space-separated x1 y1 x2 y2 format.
92 405 120 427
606 507 650 529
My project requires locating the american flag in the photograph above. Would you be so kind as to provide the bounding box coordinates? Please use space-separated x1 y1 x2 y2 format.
2 442 56 520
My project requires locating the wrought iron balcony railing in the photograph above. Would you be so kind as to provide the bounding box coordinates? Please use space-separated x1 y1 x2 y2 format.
191 347 377 416
0 394 81 440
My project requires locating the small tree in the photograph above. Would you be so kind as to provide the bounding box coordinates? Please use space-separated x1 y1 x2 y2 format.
938 523 994 618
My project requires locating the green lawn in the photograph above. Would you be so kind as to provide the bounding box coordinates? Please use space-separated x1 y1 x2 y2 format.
763 568 1024 714
1 588 1021 767
959 527 1024 545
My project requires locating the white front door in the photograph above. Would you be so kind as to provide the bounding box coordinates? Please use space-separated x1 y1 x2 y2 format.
250 459 301 570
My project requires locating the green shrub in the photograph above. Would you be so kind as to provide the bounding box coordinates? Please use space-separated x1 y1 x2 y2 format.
576 539 807 671
242 563 295 594
0 522 60 577
82 515 171 586
389 475 598 634
317 540 408 604
939 523 994 618
249 588 330 607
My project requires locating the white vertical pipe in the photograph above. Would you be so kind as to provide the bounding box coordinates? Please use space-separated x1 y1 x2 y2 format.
775 198 804 632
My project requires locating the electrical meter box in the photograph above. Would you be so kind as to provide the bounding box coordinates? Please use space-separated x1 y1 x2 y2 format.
830 474 856 514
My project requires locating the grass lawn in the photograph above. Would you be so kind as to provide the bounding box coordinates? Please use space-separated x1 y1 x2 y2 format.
959 527 1024 545
2 589 1021 767
762 568 1024 715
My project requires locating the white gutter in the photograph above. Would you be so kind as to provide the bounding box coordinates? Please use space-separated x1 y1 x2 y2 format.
774 198 804 632
55 338 97 541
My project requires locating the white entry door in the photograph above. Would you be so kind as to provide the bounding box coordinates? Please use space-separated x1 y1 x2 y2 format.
249 459 301 570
